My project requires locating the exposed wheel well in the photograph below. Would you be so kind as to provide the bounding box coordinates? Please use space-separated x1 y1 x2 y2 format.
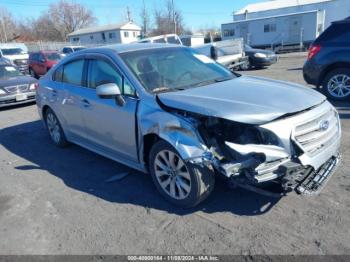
42 105 50 121
320 63 350 86
143 133 160 166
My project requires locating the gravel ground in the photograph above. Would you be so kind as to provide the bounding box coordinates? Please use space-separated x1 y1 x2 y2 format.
0 53 349 255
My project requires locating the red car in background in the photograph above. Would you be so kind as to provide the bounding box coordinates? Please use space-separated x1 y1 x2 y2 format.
28 51 61 78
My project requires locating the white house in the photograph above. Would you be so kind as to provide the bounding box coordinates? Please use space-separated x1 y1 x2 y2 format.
68 22 141 45
221 0 350 48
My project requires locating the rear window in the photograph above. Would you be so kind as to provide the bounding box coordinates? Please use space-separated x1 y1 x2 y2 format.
315 23 350 43
46 53 61 61
167 36 181 44
153 38 166 43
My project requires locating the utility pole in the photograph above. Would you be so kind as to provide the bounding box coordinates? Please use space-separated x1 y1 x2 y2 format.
126 6 131 22
172 0 176 34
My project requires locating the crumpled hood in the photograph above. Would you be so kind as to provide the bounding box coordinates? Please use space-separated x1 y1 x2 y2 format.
158 75 326 125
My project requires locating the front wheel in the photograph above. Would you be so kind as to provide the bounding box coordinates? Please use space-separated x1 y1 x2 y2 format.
322 68 350 101
149 140 215 208
239 60 251 71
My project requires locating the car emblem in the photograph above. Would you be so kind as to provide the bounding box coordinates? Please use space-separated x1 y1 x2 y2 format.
319 120 330 131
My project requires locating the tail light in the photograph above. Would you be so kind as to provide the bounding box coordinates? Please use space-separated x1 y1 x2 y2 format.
307 44 322 60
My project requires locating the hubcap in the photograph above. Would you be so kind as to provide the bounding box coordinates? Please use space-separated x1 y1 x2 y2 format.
154 150 191 200
327 74 350 98
46 113 61 144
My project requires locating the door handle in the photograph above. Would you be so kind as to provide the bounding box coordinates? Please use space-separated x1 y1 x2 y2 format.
81 99 91 108
52 90 57 97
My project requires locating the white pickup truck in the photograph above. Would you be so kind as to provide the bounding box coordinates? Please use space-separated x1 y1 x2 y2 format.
193 38 249 70
0 43 29 73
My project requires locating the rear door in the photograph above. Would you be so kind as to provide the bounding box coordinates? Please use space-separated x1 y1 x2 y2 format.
79 56 139 162
57 58 88 141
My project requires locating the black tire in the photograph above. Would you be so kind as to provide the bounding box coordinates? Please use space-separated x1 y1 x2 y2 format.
44 108 69 147
29 68 38 79
322 68 350 101
149 140 215 208
239 60 251 71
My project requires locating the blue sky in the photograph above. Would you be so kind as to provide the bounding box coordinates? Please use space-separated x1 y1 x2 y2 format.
0 0 263 30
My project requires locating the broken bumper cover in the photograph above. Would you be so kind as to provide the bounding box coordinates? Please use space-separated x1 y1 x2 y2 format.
295 154 341 195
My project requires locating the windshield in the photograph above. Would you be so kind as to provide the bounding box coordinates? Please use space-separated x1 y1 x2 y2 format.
0 65 22 79
46 53 61 61
1 48 26 55
120 47 235 93
73 47 85 52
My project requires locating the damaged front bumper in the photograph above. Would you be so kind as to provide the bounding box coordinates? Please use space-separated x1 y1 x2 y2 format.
185 102 341 196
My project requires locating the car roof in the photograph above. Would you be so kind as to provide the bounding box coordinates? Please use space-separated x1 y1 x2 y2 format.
332 18 350 24
77 43 183 54
63 46 84 48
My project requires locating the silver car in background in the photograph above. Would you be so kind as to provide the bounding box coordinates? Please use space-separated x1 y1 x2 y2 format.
36 44 341 207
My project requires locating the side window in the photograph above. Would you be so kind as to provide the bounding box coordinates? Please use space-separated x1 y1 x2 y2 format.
88 59 122 89
53 65 63 82
123 78 136 97
154 38 166 43
62 59 84 86
88 59 136 96
63 48 72 54
38 54 45 62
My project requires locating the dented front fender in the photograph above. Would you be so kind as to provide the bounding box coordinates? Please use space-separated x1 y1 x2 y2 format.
139 105 209 163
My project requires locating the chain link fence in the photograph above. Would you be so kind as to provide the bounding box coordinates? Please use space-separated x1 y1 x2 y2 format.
24 41 106 52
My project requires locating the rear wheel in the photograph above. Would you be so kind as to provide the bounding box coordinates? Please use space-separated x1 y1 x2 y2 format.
322 68 350 101
45 108 69 147
149 140 215 208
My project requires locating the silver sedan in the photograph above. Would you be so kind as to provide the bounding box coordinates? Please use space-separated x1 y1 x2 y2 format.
36 44 341 207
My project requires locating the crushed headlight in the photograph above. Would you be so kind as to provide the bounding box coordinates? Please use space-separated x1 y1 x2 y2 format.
258 127 281 146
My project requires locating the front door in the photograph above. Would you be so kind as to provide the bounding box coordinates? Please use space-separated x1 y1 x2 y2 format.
79 58 138 162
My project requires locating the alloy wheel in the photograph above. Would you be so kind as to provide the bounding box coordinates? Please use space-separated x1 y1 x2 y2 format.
154 150 191 200
46 112 61 144
327 74 350 98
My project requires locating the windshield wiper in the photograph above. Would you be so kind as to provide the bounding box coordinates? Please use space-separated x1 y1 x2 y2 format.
152 87 185 94
214 76 234 82
187 76 233 88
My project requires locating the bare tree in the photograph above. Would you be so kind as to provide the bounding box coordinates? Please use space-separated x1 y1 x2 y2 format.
48 0 96 40
0 7 17 42
140 0 150 37
151 0 186 36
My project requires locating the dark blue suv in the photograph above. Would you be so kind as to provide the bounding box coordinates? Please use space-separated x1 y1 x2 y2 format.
303 18 350 101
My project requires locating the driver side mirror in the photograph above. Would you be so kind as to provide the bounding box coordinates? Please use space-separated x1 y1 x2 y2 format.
96 83 125 106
